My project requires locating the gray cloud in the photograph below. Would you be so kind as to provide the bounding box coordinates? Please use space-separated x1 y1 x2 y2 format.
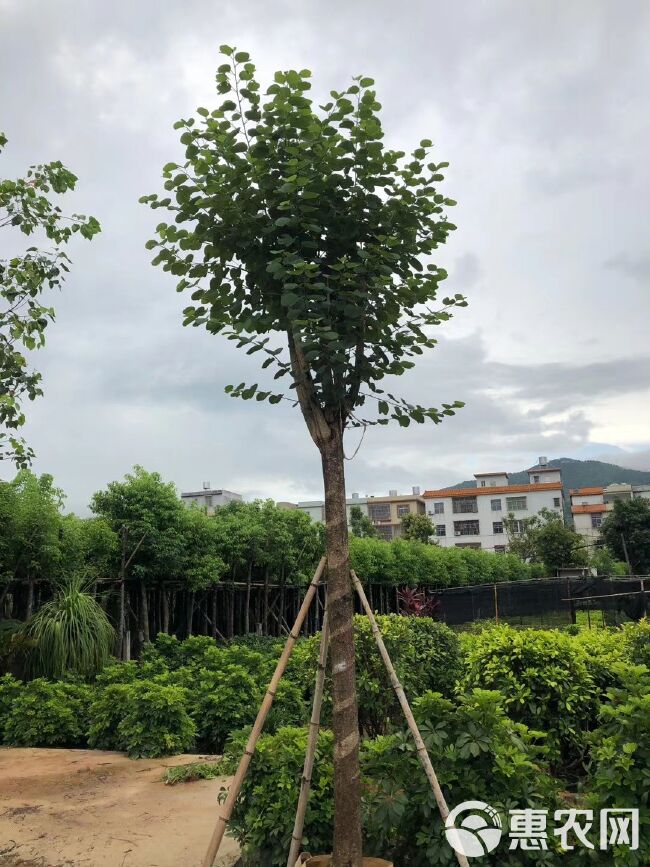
1 0 650 512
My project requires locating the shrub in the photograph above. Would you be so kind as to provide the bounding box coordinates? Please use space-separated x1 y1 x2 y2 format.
353 614 462 736
223 726 334 867
3 679 91 747
585 673 650 865
87 683 133 751
116 681 195 758
182 663 261 753
0 673 22 733
460 624 598 768
224 692 559 867
23 576 115 680
88 680 195 757
363 689 560 865
622 618 650 668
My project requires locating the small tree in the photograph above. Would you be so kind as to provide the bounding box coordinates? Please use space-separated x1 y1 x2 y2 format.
0 134 100 465
349 505 377 538
143 48 464 864
504 508 587 572
400 512 435 543
601 498 650 574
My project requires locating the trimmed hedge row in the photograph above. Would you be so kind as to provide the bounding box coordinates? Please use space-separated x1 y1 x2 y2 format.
350 536 546 587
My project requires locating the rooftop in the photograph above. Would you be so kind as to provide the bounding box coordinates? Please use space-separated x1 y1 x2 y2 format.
424 482 563 498
570 487 604 496
571 503 608 514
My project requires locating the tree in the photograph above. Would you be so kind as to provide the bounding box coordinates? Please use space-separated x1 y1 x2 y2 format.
142 47 464 864
601 498 650 574
534 510 588 573
400 512 435 543
90 467 189 652
504 508 587 572
0 471 64 619
0 133 100 465
349 505 377 538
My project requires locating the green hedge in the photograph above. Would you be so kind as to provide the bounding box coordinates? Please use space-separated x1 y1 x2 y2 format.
350 536 543 587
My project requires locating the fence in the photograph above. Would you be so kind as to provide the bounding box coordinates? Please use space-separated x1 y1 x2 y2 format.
429 575 649 629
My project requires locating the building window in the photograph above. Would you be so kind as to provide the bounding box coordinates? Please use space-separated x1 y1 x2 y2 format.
533 475 540 484
368 503 391 521
397 505 410 517
506 496 527 511
436 524 446 537
511 519 526 534
454 519 480 536
554 497 561 507
480 480 486 487
493 521 504 534
591 514 603 529
491 499 502 511
452 497 478 514
494 545 506 554
456 542 482 549
433 502 444 514
376 525 394 541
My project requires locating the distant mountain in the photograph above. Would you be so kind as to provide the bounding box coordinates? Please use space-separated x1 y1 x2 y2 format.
449 458 650 521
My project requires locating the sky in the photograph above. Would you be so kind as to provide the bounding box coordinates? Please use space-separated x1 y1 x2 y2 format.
1 0 649 514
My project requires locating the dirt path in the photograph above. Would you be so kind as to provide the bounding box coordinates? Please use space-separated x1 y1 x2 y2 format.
0 748 240 867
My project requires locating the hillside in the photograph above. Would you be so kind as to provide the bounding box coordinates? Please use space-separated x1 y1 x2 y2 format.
450 457 650 503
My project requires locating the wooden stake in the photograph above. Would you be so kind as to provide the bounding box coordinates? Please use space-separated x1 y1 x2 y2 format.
287 607 330 867
350 571 470 867
202 557 326 867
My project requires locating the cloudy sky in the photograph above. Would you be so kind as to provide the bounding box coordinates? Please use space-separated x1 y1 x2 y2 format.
1 0 649 513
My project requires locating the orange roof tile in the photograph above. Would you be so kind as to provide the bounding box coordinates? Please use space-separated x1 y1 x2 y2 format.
423 482 563 498
571 504 608 514
569 487 604 496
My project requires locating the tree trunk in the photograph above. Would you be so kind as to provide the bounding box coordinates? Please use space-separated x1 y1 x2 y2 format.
140 581 150 646
263 566 270 635
186 591 195 637
162 588 170 633
320 428 363 867
25 579 35 620
245 562 252 634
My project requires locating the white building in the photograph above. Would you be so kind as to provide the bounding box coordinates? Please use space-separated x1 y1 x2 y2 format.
571 482 650 547
423 458 564 553
294 488 426 540
181 483 243 516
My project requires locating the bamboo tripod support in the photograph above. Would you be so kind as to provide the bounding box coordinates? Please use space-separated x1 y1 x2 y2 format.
203 561 467 867
202 556 326 867
286 607 330 867
350 570 470 867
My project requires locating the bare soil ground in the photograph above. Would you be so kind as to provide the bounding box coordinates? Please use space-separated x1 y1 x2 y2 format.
0 748 240 867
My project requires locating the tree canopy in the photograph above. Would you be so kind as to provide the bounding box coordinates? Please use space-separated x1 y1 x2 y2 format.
0 134 100 465
601 498 650 574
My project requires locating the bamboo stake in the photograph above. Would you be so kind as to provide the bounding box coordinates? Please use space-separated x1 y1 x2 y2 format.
202 557 326 867
287 608 330 867
350 570 470 867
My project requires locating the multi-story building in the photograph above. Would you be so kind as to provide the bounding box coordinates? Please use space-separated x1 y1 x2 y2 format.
571 482 650 547
423 458 564 553
294 488 426 540
180 483 242 516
